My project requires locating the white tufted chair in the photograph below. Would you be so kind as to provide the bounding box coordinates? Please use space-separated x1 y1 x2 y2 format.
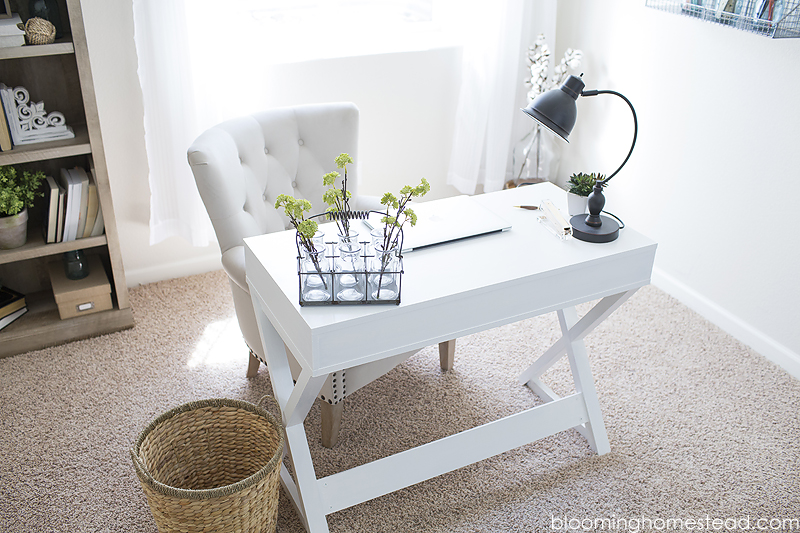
187 102 455 447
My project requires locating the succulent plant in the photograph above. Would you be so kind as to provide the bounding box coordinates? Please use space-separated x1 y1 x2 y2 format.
567 172 605 197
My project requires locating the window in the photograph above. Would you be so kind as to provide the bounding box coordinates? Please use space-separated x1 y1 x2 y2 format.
184 0 463 65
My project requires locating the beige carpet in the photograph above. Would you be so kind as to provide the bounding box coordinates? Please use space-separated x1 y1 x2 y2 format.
1 270 798 532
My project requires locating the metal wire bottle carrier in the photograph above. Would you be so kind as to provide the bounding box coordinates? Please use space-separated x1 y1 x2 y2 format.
296 210 404 306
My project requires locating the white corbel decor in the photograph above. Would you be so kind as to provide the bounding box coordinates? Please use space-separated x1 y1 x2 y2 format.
0 84 75 146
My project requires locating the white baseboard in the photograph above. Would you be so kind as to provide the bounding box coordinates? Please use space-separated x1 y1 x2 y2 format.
652 267 800 380
125 254 223 288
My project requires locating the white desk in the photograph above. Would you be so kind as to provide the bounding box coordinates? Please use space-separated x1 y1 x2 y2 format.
245 182 657 532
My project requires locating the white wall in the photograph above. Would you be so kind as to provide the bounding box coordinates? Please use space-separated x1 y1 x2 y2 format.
554 0 800 376
80 0 799 377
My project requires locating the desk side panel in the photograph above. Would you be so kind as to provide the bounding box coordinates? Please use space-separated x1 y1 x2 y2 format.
310 243 656 374
245 244 313 370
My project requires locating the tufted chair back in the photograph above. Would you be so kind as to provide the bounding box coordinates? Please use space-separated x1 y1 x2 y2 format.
188 103 453 448
188 102 370 368
188 102 360 256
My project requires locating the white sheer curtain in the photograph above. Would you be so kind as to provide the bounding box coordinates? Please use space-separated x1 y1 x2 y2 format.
134 0 552 244
447 0 554 194
132 0 215 247
132 0 448 247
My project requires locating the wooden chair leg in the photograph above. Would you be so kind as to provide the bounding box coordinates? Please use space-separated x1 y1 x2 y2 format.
321 401 344 448
438 339 456 371
246 349 260 378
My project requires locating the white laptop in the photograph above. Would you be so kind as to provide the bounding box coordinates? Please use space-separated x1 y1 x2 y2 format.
364 195 512 252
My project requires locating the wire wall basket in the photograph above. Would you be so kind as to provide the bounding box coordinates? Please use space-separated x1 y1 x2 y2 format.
646 0 800 37
296 211 404 306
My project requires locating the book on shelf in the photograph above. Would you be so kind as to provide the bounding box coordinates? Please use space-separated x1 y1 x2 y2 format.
0 285 25 320
82 171 99 239
0 14 24 48
0 306 27 331
42 175 63 244
716 0 736 18
0 90 11 152
90 196 105 237
57 167 82 242
755 0 771 18
0 34 24 48
0 14 24 35
56 181 65 242
72 167 90 238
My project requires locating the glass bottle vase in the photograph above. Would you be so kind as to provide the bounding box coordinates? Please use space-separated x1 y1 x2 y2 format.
368 245 400 301
300 246 331 303
334 241 365 302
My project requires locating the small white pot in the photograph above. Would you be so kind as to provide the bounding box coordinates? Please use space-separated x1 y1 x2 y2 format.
0 208 28 249
567 193 588 216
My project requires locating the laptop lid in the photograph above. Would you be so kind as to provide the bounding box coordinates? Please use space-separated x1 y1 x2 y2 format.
364 195 512 252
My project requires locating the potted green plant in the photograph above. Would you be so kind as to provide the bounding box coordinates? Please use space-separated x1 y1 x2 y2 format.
0 165 45 249
369 177 430 300
566 172 604 216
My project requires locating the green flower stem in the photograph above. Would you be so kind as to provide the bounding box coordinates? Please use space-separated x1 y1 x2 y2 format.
375 249 394 299
275 194 327 290
374 178 430 297
324 153 355 237
341 166 350 236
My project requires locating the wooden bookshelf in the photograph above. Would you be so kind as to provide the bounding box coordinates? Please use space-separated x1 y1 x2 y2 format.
0 0 133 358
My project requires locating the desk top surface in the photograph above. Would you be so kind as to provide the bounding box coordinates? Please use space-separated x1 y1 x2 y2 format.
245 183 656 331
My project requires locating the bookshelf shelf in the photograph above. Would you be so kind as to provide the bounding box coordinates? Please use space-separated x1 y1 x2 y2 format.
0 288 133 357
0 224 107 265
0 39 74 60
0 124 91 166
0 1 133 357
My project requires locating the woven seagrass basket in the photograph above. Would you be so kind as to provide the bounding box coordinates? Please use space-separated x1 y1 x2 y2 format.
131 398 284 533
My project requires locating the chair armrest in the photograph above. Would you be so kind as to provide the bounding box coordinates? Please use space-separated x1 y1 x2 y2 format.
221 245 248 292
354 194 383 212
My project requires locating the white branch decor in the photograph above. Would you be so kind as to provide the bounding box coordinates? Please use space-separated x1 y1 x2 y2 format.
0 84 75 146
525 34 583 104
511 35 583 184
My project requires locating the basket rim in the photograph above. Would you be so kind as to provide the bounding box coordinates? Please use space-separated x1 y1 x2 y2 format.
130 397 284 501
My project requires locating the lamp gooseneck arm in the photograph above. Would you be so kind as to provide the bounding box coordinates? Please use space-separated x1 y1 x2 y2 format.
580 89 638 186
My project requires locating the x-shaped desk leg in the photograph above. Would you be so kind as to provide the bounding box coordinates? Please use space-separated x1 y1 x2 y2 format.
252 299 330 532
252 288 638 533
517 289 639 455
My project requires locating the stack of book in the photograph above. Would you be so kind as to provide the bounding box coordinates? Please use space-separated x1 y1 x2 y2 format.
41 167 105 244
0 14 25 49
0 285 26 331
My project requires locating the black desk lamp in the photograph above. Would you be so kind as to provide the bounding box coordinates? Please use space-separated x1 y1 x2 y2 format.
521 74 638 243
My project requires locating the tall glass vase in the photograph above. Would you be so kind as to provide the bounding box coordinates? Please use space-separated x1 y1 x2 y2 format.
511 125 560 186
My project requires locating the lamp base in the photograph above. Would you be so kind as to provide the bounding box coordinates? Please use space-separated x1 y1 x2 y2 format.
570 214 620 243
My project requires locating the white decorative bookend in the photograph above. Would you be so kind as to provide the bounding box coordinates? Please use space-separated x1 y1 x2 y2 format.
0 84 75 146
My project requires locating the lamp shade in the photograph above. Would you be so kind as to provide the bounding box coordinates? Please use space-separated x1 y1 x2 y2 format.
521 75 585 142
